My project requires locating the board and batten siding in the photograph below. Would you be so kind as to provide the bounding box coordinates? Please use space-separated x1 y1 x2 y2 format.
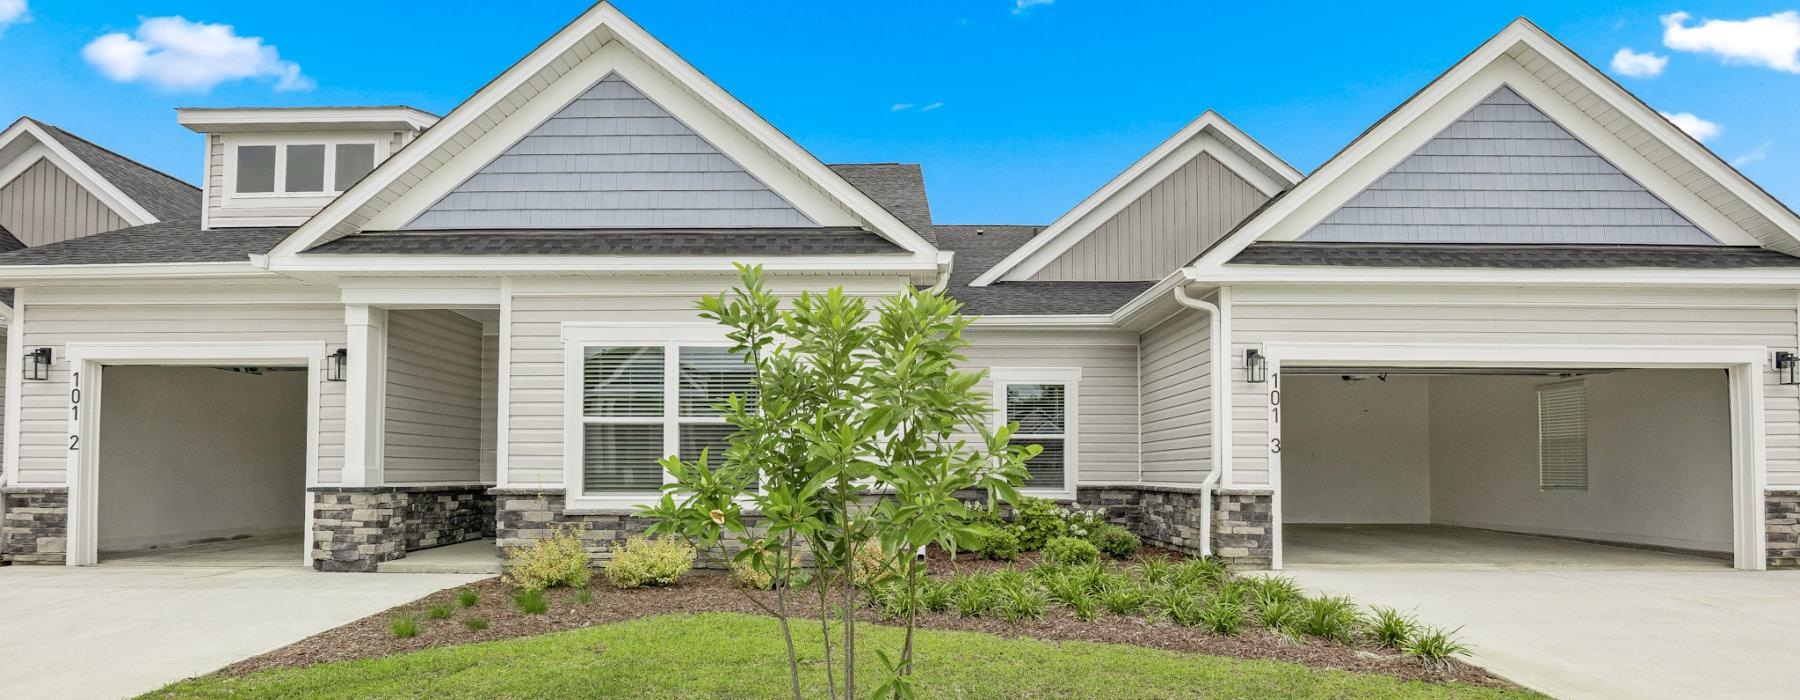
383 309 485 484
1138 309 1212 484
1028 152 1269 282
1225 286 1800 489
13 303 346 485
961 330 1141 484
0 158 129 246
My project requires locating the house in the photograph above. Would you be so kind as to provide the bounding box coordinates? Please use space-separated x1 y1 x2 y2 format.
3 3 1797 573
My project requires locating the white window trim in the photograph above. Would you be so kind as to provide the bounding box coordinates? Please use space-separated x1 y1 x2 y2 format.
222 134 387 201
561 322 738 511
990 367 1081 498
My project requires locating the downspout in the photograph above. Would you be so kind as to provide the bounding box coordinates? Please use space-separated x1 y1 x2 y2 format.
929 251 955 294
1172 283 1224 556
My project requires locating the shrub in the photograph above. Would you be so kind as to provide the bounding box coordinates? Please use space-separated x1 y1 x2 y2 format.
1369 607 1417 649
1132 556 1172 586
1000 585 1049 623
1199 598 1248 635
390 616 419 638
514 588 549 615
1060 503 1109 539
426 603 453 620
1162 591 1208 626
463 616 490 632
1297 596 1363 643
1404 626 1470 668
504 529 593 592
1044 571 1088 606
1258 598 1303 639
1100 580 1148 615
852 537 894 589
603 536 696 589
1014 497 1068 550
1043 536 1100 566
731 558 774 590
1169 557 1230 591
919 579 954 613
456 588 480 608
952 575 999 618
1088 524 1141 559
975 526 1021 562
1246 575 1303 611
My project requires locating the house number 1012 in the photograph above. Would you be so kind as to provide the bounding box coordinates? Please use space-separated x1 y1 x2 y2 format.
68 371 80 451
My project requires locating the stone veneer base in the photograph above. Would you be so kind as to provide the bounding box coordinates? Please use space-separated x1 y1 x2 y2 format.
310 484 494 573
2 486 69 565
1768 490 1800 569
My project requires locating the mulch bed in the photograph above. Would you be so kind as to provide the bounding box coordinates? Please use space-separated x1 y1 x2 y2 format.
221 550 1508 689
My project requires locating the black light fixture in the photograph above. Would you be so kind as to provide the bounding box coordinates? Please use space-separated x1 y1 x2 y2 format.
1244 348 1267 384
1777 351 1799 386
325 348 349 382
22 347 51 381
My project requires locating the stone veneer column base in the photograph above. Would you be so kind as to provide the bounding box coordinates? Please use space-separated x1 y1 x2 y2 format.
2 486 70 565
311 485 495 572
1077 485 1273 568
1767 490 1800 569
1211 489 1273 568
493 487 767 569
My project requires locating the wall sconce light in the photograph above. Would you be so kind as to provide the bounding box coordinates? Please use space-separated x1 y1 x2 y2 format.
1777 351 1798 385
325 348 349 382
22 347 51 381
1244 348 1267 384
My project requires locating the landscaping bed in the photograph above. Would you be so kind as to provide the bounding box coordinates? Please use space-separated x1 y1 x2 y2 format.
216 550 1508 690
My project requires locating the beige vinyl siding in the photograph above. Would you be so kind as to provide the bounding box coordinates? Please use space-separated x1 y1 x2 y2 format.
383 310 484 484
0 158 130 246
205 130 409 228
1139 309 1211 484
1029 153 1269 282
481 331 499 483
1226 286 1800 488
14 303 346 485
962 330 1140 484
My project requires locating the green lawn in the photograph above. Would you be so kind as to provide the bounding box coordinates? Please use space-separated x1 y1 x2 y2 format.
149 613 1540 699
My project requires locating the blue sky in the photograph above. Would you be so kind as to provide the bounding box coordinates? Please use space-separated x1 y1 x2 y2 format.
0 1 1795 224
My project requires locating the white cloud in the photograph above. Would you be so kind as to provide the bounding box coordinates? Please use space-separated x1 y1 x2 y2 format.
1662 11 1800 73
81 16 313 92
921 102 943 112
0 0 29 35
1013 0 1053 15
891 103 914 112
1733 141 1773 166
1610 47 1668 77
1660 111 1722 142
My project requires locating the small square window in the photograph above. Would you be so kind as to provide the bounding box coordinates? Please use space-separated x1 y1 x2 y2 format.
334 143 376 190
235 145 276 193
285 144 326 193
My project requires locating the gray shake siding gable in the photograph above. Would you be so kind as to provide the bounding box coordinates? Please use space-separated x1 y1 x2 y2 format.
1301 85 1717 245
405 73 815 230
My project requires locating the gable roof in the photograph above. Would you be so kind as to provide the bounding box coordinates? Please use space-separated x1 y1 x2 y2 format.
268 2 937 262
971 111 1299 286
1192 18 1800 270
0 118 199 227
936 224 1153 315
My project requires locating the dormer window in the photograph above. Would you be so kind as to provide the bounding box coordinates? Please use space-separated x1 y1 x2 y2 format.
228 139 381 197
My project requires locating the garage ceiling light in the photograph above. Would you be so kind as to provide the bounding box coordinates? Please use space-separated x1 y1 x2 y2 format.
22 347 51 381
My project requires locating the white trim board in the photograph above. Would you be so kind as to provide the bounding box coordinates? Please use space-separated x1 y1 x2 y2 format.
990 367 1083 500
1190 18 1800 271
0 119 160 226
974 113 1300 286
267 3 937 262
1252 341 1768 571
59 340 327 567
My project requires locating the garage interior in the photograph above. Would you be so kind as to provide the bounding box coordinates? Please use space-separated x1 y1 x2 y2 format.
96 365 309 566
1281 367 1733 569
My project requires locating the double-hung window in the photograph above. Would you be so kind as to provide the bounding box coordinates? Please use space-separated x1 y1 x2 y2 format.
991 368 1081 497
229 139 380 197
565 324 756 507
1537 379 1588 490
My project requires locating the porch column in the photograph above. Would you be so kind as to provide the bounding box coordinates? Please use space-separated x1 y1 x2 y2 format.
341 304 388 487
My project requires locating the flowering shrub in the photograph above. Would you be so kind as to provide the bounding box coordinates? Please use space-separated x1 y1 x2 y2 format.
1014 497 1068 550
1059 502 1109 539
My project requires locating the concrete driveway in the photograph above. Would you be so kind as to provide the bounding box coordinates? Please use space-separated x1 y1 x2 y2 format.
1287 566 1800 699
0 565 487 699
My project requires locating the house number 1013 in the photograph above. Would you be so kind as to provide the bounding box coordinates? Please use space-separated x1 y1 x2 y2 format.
1267 372 1280 455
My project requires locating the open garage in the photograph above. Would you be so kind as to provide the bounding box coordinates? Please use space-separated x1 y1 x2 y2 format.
91 364 310 566
1280 366 1741 569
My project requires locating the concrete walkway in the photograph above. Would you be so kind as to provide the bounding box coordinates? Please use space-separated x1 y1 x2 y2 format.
1287 565 1800 699
0 564 488 699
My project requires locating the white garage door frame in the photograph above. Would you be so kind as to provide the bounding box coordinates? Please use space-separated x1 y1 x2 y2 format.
62 341 326 567
1258 342 1769 571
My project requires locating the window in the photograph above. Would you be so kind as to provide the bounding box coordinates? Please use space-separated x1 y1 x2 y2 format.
1537 379 1588 490
992 368 1081 494
573 336 756 499
229 140 380 196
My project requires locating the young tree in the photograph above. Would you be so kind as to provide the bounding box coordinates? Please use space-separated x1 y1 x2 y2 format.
640 265 1035 699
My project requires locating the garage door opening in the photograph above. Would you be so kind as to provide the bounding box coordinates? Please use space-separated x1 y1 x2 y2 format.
94 365 309 567
1280 367 1734 569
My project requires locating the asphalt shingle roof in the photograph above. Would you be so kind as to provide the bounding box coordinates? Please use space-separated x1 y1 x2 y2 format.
1229 242 1800 268
829 163 936 245
0 219 291 265
935 224 1154 315
308 228 904 255
39 123 200 222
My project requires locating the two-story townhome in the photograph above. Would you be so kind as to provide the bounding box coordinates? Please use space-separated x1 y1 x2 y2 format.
4 3 1798 573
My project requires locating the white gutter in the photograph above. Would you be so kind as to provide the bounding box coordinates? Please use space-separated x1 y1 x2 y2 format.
1172 283 1224 556
929 250 955 294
